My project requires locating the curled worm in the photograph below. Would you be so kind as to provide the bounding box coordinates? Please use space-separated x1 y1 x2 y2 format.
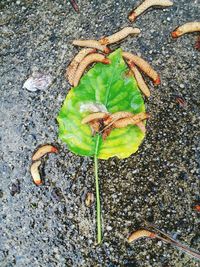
72 40 110 54
30 160 42 185
99 27 141 45
172 22 200 38
32 145 58 161
113 112 150 128
122 51 160 85
66 48 96 85
82 112 109 124
128 229 156 243
128 61 151 97
129 0 173 22
73 53 111 87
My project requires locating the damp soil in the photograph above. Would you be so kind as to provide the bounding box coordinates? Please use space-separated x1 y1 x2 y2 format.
0 0 200 266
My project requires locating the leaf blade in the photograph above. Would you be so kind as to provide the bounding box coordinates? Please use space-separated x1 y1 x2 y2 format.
57 48 146 159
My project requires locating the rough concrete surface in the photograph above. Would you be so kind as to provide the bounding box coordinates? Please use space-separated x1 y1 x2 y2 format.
0 0 200 266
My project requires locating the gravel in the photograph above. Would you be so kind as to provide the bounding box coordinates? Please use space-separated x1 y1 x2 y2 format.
0 0 199 266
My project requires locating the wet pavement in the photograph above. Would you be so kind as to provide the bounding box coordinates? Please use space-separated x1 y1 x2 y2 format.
0 0 200 266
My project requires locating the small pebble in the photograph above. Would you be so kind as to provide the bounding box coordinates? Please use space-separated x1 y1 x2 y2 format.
10 180 20 196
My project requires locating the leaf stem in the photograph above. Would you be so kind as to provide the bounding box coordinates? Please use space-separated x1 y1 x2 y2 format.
94 135 102 244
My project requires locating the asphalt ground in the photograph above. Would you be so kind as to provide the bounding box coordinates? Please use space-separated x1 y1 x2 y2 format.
0 0 200 266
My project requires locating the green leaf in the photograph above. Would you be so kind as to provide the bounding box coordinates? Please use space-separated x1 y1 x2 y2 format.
57 49 146 160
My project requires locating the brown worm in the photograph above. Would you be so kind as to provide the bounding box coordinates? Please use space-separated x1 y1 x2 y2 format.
113 112 150 128
66 48 96 85
104 111 133 126
128 230 156 243
122 51 160 85
128 61 151 97
32 145 58 161
82 112 109 124
172 22 200 38
30 160 42 186
129 0 173 22
89 120 101 135
73 53 111 87
72 40 110 54
99 27 141 45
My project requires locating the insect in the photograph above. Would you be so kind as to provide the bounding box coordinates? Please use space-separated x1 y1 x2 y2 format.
66 48 96 85
128 229 156 242
30 160 42 185
72 40 110 54
123 52 160 85
127 61 151 97
99 27 141 45
172 22 200 38
113 112 150 128
128 0 173 22
32 144 58 161
104 111 133 126
81 112 109 124
73 54 111 87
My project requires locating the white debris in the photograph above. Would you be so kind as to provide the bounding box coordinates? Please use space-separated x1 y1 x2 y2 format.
23 71 53 92
80 102 107 113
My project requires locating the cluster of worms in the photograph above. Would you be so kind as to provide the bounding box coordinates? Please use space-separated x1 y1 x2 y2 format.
29 0 200 256
128 0 200 49
66 26 160 98
81 111 149 140
128 223 200 260
30 145 58 185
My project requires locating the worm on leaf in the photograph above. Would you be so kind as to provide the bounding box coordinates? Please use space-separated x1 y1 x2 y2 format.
128 61 151 97
122 52 160 85
66 48 96 85
99 27 141 45
113 112 150 128
73 54 111 87
82 112 109 124
32 145 58 161
129 0 173 22
72 40 110 54
172 22 200 38
104 111 133 126
89 120 101 135
30 160 42 185
128 230 156 243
